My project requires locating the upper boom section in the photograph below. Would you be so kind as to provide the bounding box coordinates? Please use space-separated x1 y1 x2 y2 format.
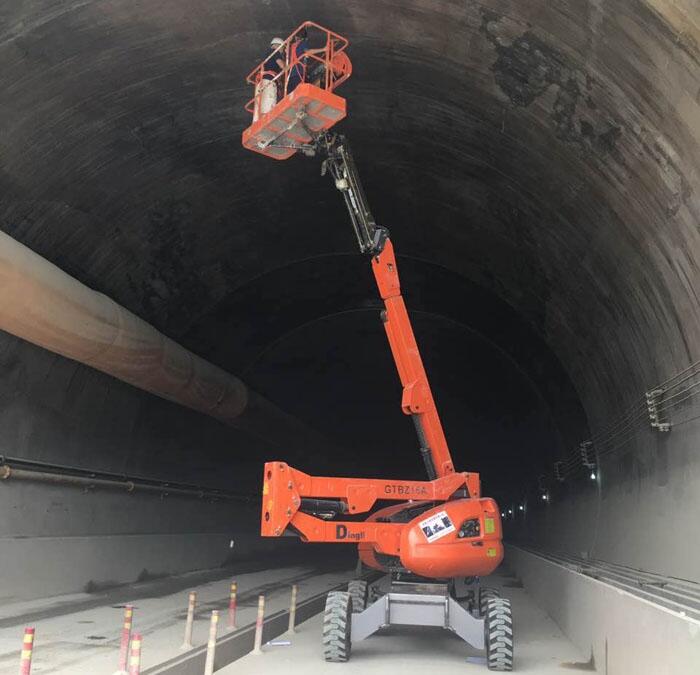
242 31 458 482
318 134 456 478
318 134 387 254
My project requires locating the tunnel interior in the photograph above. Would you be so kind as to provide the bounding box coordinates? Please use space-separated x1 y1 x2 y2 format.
0 0 699 626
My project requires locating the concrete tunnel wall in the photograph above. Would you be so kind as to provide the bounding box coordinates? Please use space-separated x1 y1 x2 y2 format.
0 330 290 599
0 0 698 598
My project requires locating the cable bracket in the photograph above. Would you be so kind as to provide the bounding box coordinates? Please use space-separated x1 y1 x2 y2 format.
646 389 671 432
579 441 596 469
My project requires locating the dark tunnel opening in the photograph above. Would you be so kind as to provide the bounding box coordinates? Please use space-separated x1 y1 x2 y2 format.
0 1 698 671
190 251 589 501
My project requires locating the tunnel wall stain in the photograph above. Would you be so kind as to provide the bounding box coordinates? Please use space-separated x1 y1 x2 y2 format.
479 10 622 152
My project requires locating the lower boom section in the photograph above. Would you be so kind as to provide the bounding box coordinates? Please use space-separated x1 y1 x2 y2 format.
261 461 503 579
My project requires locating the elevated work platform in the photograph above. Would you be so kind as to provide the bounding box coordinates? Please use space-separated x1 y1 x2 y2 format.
242 21 351 160
242 83 346 160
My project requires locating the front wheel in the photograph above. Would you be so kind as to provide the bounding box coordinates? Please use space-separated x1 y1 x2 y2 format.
322 591 352 662
479 586 501 616
485 597 514 671
348 579 368 613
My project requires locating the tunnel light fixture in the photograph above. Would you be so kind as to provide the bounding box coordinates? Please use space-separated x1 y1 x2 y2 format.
501 511 505 517
590 471 597 480
508 508 513 515
518 504 524 511
541 493 549 502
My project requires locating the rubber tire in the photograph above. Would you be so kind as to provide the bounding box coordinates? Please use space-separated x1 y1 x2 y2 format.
485 597 514 671
322 591 352 662
479 586 501 616
348 579 368 613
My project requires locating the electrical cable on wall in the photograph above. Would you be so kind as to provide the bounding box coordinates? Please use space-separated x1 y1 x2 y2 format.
506 357 700 510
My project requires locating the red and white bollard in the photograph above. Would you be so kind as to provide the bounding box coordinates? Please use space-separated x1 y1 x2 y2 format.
287 585 298 634
128 633 142 675
252 595 265 655
203 610 219 675
18 627 35 675
180 592 197 650
115 605 134 674
227 582 238 630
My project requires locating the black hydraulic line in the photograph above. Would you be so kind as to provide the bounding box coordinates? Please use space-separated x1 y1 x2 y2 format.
318 133 388 255
412 416 437 481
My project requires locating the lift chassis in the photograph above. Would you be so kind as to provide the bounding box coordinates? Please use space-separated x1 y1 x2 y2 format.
246 23 513 671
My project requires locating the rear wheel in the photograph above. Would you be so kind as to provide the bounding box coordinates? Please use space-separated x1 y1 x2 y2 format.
479 586 501 616
485 597 514 671
348 579 368 613
322 591 352 662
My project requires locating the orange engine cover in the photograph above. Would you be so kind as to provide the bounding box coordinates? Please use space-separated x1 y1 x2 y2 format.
360 498 503 579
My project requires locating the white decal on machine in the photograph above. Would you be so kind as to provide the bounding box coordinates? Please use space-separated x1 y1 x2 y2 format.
419 510 455 543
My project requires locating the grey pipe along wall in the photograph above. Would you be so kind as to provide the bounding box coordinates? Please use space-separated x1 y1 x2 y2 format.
0 228 322 452
0 230 321 600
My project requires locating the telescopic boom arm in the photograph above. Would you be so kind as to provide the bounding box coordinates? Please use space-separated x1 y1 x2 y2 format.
315 133 455 479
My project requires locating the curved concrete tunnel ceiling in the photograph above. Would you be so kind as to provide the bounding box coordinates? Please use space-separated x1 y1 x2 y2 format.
0 0 698 511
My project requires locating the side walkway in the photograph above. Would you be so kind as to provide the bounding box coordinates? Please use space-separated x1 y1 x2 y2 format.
0 556 353 674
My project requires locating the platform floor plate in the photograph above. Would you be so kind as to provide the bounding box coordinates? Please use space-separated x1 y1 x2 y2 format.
242 83 347 160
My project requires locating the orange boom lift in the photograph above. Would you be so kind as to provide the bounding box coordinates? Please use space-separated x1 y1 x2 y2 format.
243 22 514 671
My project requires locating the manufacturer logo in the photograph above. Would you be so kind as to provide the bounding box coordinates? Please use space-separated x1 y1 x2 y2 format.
335 524 365 541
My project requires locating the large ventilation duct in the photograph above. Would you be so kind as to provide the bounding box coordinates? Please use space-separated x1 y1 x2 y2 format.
0 228 317 448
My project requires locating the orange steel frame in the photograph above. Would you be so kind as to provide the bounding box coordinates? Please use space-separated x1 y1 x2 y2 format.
262 240 480 548
262 462 480 553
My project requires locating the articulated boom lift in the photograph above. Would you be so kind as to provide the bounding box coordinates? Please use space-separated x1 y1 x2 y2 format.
243 22 514 671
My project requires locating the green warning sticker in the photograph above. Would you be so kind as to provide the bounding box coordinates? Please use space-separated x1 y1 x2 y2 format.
484 517 495 534
487 548 497 558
